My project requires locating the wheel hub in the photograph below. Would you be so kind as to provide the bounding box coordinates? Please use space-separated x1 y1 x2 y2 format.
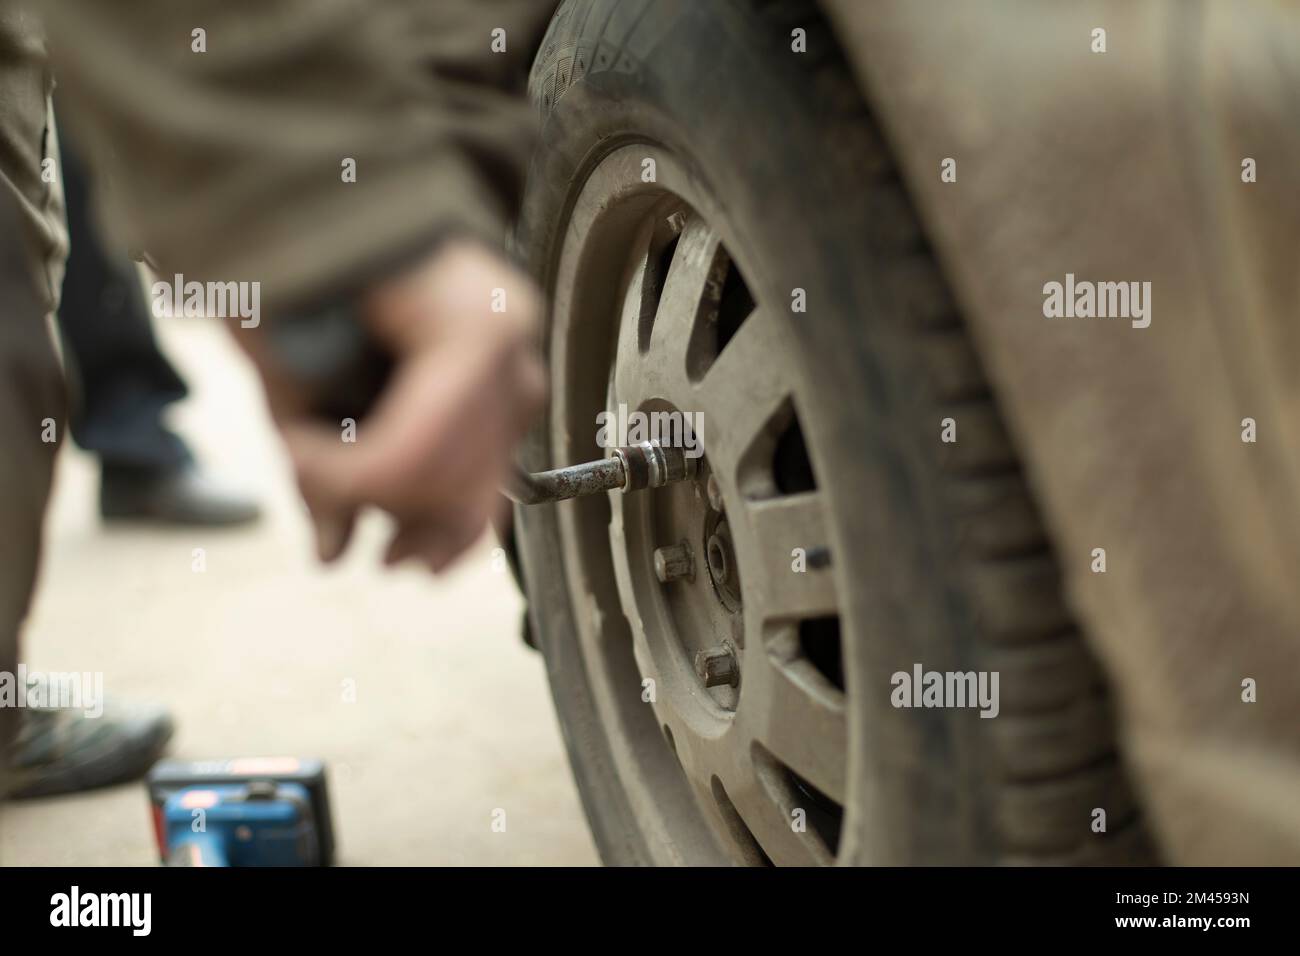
612 419 744 715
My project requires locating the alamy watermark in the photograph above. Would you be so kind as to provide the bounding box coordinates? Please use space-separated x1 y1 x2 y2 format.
596 403 704 458
890 664 1000 719
1042 273 1151 328
0 666 104 717
50 886 150 936
151 274 260 328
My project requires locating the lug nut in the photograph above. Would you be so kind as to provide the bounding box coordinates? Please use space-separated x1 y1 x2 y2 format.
654 542 694 583
695 644 740 688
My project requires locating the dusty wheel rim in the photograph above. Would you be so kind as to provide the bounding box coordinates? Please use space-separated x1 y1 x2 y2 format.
549 144 847 865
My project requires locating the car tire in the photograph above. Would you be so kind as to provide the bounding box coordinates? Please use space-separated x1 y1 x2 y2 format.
514 0 1154 865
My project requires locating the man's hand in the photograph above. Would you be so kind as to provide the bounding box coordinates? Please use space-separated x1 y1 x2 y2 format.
266 240 546 572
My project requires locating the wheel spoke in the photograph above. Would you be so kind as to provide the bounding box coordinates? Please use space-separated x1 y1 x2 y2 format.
692 307 793 477
746 629 847 806
611 239 656 401
743 492 837 621
645 216 725 388
676 725 835 866
723 764 835 866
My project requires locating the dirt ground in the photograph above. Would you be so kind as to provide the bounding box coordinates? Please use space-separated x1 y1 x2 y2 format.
0 316 598 866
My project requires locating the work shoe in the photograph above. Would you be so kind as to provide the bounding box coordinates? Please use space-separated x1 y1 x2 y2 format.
4 698 174 799
101 461 261 527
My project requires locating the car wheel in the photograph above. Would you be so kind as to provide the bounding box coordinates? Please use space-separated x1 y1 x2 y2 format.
514 0 1154 865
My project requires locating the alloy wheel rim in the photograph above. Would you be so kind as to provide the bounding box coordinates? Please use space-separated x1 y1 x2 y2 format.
548 144 847 864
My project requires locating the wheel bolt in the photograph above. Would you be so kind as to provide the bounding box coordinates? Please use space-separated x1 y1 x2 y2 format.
695 644 739 688
653 542 694 583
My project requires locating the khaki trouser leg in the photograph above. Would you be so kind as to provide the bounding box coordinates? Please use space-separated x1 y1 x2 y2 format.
0 191 64 798
0 7 68 799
